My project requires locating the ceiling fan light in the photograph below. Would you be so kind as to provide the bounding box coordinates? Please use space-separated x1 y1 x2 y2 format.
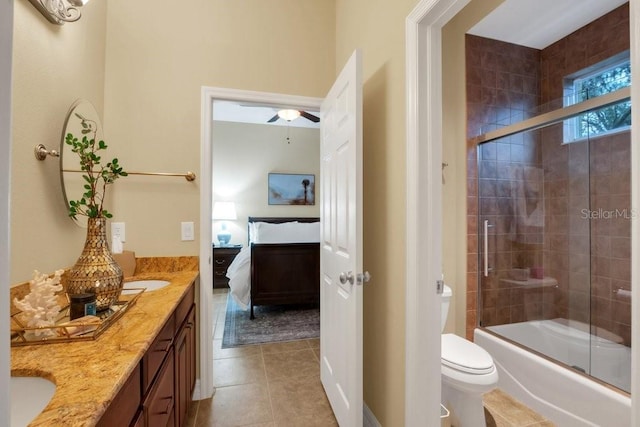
277 109 301 121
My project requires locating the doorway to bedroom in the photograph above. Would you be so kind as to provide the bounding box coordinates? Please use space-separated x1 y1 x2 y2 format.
198 97 334 425
211 100 321 345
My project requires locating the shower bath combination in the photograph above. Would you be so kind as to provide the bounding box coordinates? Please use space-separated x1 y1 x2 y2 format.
473 92 632 425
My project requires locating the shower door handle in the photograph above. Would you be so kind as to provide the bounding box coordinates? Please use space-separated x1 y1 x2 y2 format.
483 220 493 277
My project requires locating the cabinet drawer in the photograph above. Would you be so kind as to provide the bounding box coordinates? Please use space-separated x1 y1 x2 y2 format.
214 256 232 267
175 283 195 333
213 248 241 266
214 267 228 279
144 350 175 427
142 315 175 394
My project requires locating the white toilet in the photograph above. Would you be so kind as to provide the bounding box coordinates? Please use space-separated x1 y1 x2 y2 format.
441 284 498 427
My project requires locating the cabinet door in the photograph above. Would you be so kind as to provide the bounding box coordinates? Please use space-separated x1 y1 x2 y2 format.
132 409 144 427
96 363 141 427
186 306 196 394
175 304 196 426
145 350 175 427
175 321 189 427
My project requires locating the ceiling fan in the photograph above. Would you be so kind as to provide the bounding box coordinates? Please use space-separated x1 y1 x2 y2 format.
267 109 320 124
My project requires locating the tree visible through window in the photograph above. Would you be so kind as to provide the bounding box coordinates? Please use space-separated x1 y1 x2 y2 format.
564 55 631 142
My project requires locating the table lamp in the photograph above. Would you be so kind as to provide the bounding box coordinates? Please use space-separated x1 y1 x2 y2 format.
212 201 237 246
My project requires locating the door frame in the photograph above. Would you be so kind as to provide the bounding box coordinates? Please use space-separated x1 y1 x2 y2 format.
198 87 322 399
404 0 470 424
633 2 640 421
0 0 13 419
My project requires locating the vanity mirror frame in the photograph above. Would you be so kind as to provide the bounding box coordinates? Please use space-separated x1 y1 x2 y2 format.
59 99 104 228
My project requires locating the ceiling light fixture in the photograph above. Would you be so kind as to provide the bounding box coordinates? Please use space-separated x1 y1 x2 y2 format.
277 109 301 121
28 0 91 25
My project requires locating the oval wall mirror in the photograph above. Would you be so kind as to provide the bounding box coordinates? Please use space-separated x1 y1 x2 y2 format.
59 99 104 228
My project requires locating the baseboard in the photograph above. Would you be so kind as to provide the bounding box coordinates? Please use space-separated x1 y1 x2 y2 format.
364 402 382 427
191 378 211 400
191 379 202 400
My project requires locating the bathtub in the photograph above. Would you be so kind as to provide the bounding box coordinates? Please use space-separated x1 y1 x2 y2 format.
475 319 631 427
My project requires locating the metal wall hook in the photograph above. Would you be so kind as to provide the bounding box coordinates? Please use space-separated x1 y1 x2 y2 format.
34 144 60 161
442 162 449 184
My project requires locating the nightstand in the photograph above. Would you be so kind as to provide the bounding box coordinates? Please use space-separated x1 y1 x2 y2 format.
212 245 242 288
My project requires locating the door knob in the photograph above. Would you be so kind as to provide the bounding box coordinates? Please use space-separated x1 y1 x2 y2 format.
357 271 371 284
339 271 370 285
339 271 355 285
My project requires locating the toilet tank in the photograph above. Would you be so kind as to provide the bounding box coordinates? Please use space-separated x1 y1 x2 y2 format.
441 284 452 333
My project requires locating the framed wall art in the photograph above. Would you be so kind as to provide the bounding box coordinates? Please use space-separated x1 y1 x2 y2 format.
268 173 315 205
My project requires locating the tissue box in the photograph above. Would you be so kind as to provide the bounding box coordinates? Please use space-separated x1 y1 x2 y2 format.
113 251 136 278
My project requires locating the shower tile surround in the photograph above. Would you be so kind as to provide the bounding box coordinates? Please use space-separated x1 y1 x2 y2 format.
466 3 631 346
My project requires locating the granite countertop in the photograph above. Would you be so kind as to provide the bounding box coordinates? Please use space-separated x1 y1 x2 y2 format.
11 266 199 427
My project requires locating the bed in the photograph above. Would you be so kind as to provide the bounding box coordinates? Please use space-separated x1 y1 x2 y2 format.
226 217 320 319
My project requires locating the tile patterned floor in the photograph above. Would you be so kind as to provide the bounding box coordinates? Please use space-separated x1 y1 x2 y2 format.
184 290 553 426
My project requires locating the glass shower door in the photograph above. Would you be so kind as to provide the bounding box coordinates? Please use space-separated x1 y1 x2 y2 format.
476 97 632 393
477 126 550 330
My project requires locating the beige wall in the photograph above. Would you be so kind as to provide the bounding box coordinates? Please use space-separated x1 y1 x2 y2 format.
102 0 335 257
10 0 107 284
212 121 320 245
335 0 420 424
442 0 505 337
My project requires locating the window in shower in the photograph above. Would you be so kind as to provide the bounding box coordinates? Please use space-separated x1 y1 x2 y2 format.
563 52 631 143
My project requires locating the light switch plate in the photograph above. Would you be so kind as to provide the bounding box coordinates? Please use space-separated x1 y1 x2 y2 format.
181 221 195 241
111 222 125 242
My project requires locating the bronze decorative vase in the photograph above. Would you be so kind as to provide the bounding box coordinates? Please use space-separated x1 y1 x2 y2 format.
66 217 123 311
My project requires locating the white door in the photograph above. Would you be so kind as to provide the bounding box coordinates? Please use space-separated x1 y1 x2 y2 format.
320 49 365 427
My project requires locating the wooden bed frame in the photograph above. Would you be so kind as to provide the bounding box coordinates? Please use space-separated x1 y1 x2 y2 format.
248 217 320 319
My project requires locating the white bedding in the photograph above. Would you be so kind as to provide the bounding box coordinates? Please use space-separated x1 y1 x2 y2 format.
226 221 320 309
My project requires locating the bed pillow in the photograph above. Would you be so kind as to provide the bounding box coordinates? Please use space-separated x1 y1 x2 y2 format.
252 221 320 244
248 222 257 243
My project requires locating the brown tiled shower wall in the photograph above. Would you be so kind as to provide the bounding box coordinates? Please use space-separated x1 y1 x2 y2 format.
465 4 631 345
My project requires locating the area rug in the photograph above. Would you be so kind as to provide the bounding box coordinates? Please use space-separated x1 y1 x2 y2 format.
222 294 320 348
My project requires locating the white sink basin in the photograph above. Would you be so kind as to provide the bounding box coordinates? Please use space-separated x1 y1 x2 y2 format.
11 376 56 427
122 280 171 295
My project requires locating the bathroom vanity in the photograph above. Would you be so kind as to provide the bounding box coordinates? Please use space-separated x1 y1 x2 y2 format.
10 259 199 426
98 279 195 427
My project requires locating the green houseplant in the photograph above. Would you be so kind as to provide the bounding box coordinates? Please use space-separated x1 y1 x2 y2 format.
65 114 128 310
65 116 127 219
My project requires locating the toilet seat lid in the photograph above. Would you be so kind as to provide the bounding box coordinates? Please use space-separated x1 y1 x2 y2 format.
441 333 495 375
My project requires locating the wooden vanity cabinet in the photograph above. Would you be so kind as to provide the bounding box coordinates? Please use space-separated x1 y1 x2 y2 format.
144 350 175 427
143 315 175 394
132 410 145 427
97 281 196 427
96 364 142 427
142 315 176 427
174 285 196 427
